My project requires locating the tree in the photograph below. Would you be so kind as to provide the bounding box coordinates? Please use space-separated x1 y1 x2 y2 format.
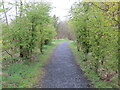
2 1 56 61
69 2 118 86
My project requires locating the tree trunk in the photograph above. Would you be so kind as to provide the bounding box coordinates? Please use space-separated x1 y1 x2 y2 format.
2 0 8 25
40 44 43 54
95 59 99 74
20 45 24 58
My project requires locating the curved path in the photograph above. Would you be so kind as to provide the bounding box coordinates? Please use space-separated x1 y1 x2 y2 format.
40 41 91 88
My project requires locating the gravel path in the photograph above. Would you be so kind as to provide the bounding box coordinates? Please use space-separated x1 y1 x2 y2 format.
40 41 91 88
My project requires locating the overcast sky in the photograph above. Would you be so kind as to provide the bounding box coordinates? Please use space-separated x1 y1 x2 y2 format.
2 0 80 22
48 0 79 20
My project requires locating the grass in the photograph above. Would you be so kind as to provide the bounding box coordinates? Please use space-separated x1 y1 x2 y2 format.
69 41 117 88
2 39 65 88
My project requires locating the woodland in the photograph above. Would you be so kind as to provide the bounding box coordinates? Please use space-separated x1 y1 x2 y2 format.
0 0 119 88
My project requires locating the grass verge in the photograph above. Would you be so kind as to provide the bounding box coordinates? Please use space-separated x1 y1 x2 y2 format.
69 41 117 88
2 39 65 88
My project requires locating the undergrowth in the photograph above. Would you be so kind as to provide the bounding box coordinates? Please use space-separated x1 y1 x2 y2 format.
2 39 65 88
69 41 118 88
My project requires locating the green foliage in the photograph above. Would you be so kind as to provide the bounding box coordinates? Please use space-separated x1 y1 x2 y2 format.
2 2 56 60
1 1 57 88
69 2 119 88
69 42 118 88
2 40 64 88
